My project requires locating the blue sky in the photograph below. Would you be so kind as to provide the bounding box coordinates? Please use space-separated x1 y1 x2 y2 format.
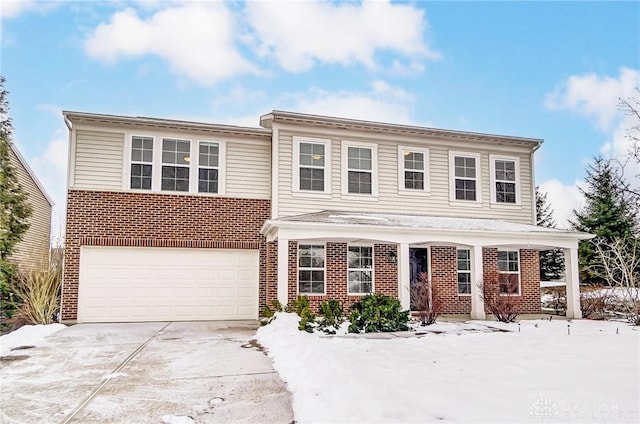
1 0 639 233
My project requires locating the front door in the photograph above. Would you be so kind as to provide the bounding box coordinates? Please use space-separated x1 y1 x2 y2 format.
409 248 429 310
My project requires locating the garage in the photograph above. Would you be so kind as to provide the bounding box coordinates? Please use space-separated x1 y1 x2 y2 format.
77 246 259 322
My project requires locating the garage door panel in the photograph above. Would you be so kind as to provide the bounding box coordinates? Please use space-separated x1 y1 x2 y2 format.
78 247 259 322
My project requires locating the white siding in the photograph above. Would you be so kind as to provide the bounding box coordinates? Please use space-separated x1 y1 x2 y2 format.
73 130 124 190
226 141 271 199
277 129 535 224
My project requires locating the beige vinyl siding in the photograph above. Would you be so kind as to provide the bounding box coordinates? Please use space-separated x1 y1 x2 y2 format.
277 130 534 224
73 130 125 190
8 148 51 270
226 141 271 199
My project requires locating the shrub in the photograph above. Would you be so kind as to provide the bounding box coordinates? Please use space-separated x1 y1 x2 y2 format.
348 293 409 333
260 299 284 326
0 259 18 329
317 299 345 334
541 287 566 315
14 260 62 325
482 274 519 323
580 286 611 320
286 295 316 333
410 272 441 326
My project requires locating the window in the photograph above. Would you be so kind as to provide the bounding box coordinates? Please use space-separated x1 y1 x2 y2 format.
298 245 325 295
497 250 520 295
457 249 471 295
198 141 219 193
342 141 377 196
161 138 191 192
490 156 520 205
299 142 325 191
454 156 477 200
398 146 429 193
348 246 373 294
130 136 153 190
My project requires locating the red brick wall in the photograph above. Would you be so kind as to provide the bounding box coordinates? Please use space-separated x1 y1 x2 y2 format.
62 190 270 321
430 246 472 314
482 248 541 314
283 242 399 312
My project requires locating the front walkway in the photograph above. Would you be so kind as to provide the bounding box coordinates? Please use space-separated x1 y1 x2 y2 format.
0 321 293 423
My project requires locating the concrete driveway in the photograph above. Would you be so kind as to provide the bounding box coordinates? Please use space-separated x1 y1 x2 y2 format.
0 321 294 423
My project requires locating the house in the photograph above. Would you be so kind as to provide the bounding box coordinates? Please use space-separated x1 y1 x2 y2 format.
7 142 53 270
60 110 591 323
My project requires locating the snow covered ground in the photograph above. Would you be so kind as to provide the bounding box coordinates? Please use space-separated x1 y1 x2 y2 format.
0 323 65 356
257 313 640 423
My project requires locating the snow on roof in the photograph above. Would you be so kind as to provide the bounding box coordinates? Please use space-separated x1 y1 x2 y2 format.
273 210 592 238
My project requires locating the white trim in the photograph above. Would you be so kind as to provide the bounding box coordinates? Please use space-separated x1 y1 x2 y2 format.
470 246 485 319
277 238 289 305
489 154 521 206
397 145 430 195
347 244 375 296
497 249 521 295
272 125 280 219
449 150 482 204
398 243 410 310
564 246 581 318
292 136 331 195
341 140 378 198
297 243 327 296
196 140 226 195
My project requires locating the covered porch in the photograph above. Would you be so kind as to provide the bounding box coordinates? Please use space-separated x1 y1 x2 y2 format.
261 211 593 319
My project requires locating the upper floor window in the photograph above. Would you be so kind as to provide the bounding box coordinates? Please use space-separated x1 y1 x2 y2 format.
457 249 471 295
490 155 520 205
298 244 325 295
449 151 481 203
293 137 331 194
130 136 153 190
161 138 190 192
497 250 520 295
342 141 377 196
198 141 219 193
348 246 373 295
398 146 429 193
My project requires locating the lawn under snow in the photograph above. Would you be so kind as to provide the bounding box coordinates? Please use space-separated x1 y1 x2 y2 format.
257 314 640 423
0 324 66 356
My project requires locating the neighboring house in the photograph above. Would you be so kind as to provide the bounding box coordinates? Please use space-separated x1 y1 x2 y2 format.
7 142 53 270
60 110 591 323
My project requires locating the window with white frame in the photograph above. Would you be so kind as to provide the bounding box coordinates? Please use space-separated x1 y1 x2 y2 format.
299 142 326 191
399 146 429 192
452 153 479 201
490 156 519 204
497 250 520 295
198 141 219 193
457 249 471 294
345 144 374 195
130 136 153 190
161 138 191 192
348 246 373 294
298 245 325 295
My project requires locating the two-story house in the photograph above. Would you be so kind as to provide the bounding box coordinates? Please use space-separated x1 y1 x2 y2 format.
60 110 590 324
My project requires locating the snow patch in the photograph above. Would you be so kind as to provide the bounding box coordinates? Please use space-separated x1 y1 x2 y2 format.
101 372 127 380
161 415 194 424
0 324 66 356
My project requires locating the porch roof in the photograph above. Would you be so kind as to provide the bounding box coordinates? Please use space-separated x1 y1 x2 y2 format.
261 210 593 249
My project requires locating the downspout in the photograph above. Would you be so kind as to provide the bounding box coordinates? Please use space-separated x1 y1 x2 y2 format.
59 114 73 323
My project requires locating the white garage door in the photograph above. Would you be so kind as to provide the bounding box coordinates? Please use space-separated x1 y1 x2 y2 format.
78 247 259 322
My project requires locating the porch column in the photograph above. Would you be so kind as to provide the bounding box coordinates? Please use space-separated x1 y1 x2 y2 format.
470 245 486 320
277 238 289 306
564 246 582 319
398 243 411 310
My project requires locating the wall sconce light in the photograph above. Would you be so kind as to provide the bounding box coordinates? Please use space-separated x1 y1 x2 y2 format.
388 250 397 264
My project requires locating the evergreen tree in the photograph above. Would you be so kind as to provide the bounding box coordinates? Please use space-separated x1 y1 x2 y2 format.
536 187 564 280
0 76 33 261
571 156 639 285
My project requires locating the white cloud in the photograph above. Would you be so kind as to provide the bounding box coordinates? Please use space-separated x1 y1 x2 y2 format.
546 67 640 191
538 179 585 229
245 0 439 72
84 3 258 85
0 0 62 20
546 67 639 131
30 129 68 240
281 80 414 124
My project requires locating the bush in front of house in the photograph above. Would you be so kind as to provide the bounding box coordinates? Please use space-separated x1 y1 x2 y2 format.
482 274 519 323
348 293 410 333
317 299 345 334
286 295 316 333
